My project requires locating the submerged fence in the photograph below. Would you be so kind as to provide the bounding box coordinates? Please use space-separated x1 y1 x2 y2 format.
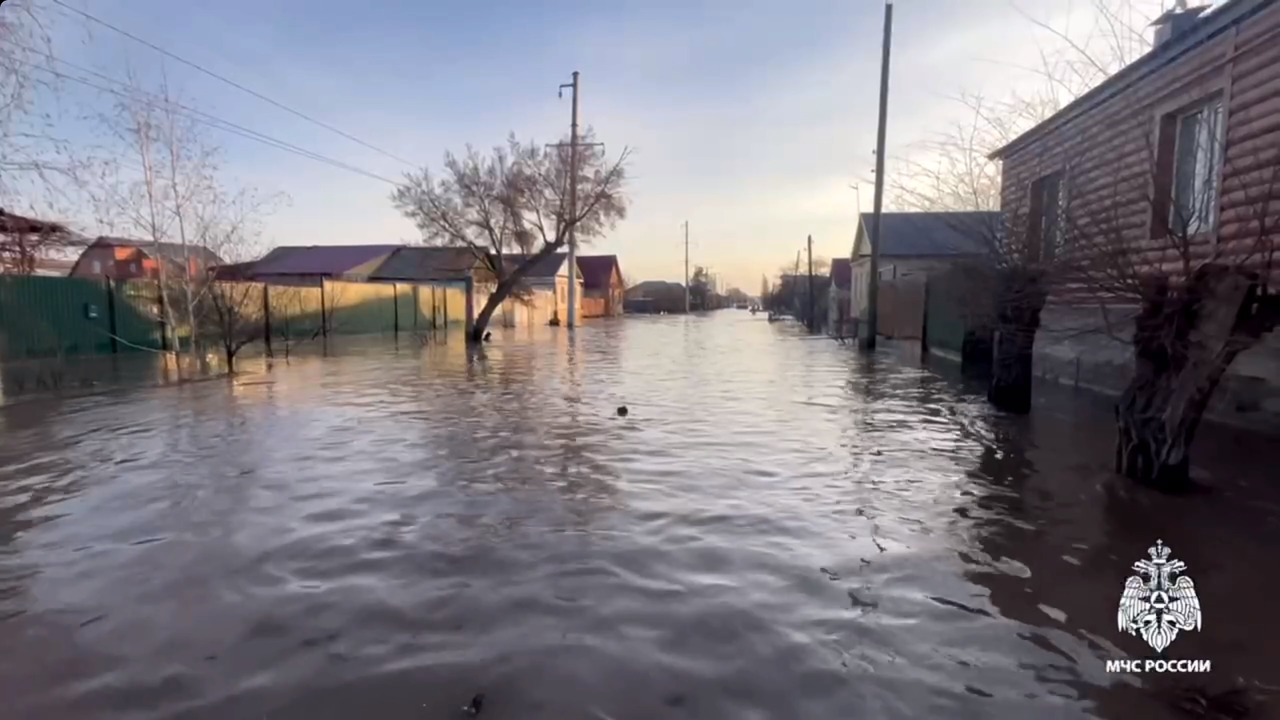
0 275 469 362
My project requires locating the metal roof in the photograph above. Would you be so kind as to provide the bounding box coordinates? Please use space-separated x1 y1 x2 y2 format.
496 253 570 279
858 212 1000 257
250 245 400 276
576 255 620 290
369 247 483 281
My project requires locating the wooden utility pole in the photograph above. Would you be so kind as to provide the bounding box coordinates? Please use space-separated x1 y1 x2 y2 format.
863 1 893 351
806 234 815 333
683 220 690 313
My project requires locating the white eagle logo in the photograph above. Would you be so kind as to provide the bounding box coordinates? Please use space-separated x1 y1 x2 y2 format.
1117 539 1201 653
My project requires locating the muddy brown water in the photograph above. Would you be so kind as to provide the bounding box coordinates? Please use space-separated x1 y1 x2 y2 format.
1 313 1278 720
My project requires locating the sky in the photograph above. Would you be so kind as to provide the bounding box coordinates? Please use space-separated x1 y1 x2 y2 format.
19 0 1179 291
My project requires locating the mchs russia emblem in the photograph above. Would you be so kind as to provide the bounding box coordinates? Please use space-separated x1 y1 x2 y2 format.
1117 539 1202 653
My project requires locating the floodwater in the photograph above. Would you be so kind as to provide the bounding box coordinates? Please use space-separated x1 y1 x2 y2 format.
2 312 1279 720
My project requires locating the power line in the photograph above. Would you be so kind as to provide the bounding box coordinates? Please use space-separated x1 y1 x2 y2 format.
46 0 417 167
8 51 401 185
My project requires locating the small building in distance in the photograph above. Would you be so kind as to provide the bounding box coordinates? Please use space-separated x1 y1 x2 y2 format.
576 254 625 318
69 237 224 280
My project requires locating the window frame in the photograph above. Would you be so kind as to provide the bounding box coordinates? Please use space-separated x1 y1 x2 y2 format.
1150 91 1227 244
1027 169 1065 263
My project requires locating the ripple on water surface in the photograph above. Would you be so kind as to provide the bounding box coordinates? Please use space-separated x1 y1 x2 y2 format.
1 313 1278 720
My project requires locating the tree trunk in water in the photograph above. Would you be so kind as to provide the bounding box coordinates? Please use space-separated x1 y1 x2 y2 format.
466 243 564 344
988 269 1047 414
1115 265 1269 491
469 291 503 343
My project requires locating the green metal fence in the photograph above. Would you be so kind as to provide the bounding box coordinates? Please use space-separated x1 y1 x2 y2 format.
0 275 469 362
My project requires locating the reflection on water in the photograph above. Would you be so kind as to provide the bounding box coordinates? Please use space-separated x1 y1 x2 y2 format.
1 313 1277 720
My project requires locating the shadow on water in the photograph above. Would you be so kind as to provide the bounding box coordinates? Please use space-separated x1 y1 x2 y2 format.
0 312 1277 719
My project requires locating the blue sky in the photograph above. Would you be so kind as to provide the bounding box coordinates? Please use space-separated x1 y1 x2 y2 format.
25 0 1164 290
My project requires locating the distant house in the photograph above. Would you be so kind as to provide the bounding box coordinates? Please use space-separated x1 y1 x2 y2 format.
0 208 75 275
69 237 223 280
849 211 998 323
625 280 685 314
242 245 400 286
486 253 582 327
576 255 624 318
827 258 852 337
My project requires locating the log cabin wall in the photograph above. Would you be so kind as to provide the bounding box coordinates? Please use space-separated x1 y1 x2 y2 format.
993 0 1280 431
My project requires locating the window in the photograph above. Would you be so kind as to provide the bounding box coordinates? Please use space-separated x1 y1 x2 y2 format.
91 260 102 274
1028 171 1063 262
1169 98 1224 236
129 262 138 274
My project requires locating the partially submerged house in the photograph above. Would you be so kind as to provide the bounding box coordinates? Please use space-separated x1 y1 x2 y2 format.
576 254 625 318
69 237 223 280
988 0 1280 424
850 211 997 338
484 253 583 327
243 245 399 286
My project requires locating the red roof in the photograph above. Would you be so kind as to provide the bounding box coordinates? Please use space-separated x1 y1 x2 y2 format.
830 258 852 290
576 255 619 290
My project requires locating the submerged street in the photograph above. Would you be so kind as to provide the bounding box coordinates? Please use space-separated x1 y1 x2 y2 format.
2 312 1279 720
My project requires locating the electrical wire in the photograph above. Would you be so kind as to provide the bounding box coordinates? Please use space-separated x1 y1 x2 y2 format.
47 0 418 167
6 49 402 185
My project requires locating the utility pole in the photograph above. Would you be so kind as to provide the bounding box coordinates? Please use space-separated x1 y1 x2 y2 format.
862 1 893 351
683 220 690 313
806 234 815 334
557 72 582 328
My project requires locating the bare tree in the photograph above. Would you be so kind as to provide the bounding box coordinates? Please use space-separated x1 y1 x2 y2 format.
885 1 1160 413
392 131 630 343
199 189 281 373
1054 126 1280 490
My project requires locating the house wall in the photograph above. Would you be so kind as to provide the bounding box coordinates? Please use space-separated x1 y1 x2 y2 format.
70 246 146 279
999 1 1280 429
850 256 960 319
581 268 624 319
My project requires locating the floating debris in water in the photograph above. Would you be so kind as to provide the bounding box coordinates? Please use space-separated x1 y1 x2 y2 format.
820 567 840 581
616 406 629 417
847 589 878 609
462 693 485 716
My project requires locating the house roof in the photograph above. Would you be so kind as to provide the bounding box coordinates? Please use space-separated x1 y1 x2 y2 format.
0 208 70 236
857 212 999 257
209 261 257 281
990 0 1257 159
89 236 224 265
369 246 483 281
830 258 852 290
250 244 400 276
576 255 620 290
495 252 572 279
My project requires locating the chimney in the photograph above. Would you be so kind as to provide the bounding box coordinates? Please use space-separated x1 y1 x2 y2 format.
1150 2 1211 47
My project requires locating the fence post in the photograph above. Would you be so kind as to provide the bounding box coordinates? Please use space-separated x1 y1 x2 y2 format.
392 282 399 338
263 284 273 358
157 282 169 352
464 277 475 337
319 281 328 339
105 278 119 354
